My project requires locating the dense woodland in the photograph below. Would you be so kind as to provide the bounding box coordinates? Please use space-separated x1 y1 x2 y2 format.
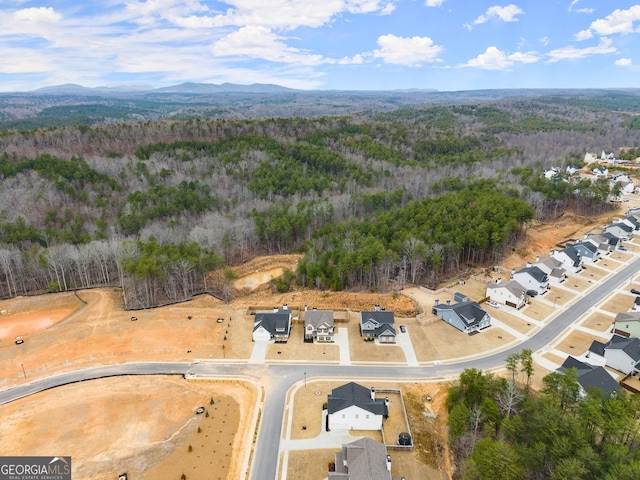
447 355 640 480
0 90 639 306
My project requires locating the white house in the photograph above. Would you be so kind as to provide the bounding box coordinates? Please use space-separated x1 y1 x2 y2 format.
604 222 633 241
252 306 292 342
549 246 583 273
544 167 560 179
511 266 549 295
327 382 388 431
603 334 640 375
486 279 528 309
566 165 580 176
584 152 598 164
593 166 609 178
610 173 635 195
533 256 567 284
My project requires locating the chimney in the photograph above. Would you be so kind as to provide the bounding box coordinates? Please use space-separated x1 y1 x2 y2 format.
374 304 380 312
550 250 555 256
496 278 501 284
536 255 540 262
381 307 386 311
526 262 532 268
273 306 278 313
446 300 451 306
283 303 288 310
370 387 376 400
304 304 307 311
434 299 439 306
386 455 391 471
511 268 515 275
384 397 389 408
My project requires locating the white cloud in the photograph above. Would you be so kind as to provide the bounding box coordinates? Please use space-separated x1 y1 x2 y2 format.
212 26 324 65
472 4 524 27
547 37 617 62
568 0 593 14
463 46 539 70
372 34 442 65
425 0 446 7
615 58 632 66
13 7 62 23
539 36 550 46
577 5 640 39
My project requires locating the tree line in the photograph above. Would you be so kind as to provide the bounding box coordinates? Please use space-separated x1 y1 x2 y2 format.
447 353 640 480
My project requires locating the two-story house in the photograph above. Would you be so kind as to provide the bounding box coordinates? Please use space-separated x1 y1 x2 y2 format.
304 308 334 343
486 279 528 309
327 382 388 431
360 307 395 343
511 265 549 295
433 299 491 334
252 306 292 342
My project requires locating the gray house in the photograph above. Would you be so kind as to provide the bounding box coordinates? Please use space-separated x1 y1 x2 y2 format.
549 245 583 273
304 309 334 343
570 241 601 263
559 356 620 396
433 300 491 334
533 256 566 284
329 437 399 480
360 308 396 343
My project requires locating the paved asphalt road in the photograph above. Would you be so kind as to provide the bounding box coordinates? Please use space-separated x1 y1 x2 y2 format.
2 256 640 480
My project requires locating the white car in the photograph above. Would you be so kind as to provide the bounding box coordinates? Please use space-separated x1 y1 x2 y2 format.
486 300 500 309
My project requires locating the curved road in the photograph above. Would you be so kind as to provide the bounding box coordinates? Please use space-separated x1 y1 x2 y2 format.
2 256 640 480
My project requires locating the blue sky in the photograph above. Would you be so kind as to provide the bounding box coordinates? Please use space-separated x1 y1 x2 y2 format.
0 1 639 92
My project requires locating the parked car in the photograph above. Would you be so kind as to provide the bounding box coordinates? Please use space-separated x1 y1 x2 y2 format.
15 336 24 345
399 325 407 333
631 289 640 295
526 290 538 297
619 245 628 251
486 300 500 309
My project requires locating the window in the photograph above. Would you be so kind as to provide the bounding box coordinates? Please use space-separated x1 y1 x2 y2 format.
355 414 359 419
342 414 346 419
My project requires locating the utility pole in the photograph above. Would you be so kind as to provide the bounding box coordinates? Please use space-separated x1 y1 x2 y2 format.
21 363 26 379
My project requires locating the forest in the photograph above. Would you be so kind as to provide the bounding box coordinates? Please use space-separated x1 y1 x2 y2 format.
447 354 640 480
0 90 639 306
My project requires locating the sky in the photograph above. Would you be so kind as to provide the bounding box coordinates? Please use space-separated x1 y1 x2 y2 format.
0 1 639 92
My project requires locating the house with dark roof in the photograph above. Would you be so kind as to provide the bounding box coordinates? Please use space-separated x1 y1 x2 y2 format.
486 279 528 308
559 356 620 396
601 231 622 250
533 256 567 284
327 382 389 431
613 311 640 338
583 233 615 255
512 265 549 295
329 437 400 480
360 308 395 343
604 222 633 241
603 334 640 375
433 299 491 334
549 245 583 273
570 241 601 263
620 215 640 231
304 309 334 343
252 307 292 342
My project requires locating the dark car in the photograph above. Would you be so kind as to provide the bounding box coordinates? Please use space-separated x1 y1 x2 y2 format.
526 290 538 297
399 325 407 333
631 289 640 295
